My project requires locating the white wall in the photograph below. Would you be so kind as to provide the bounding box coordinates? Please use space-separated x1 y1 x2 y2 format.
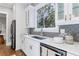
0 7 13 45
13 4 26 50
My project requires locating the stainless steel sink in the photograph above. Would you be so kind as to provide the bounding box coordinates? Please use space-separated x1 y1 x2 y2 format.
32 36 46 40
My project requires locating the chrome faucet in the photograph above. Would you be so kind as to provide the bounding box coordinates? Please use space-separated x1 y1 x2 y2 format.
40 27 43 36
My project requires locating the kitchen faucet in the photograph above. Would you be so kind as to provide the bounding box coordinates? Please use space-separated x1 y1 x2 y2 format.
40 27 43 36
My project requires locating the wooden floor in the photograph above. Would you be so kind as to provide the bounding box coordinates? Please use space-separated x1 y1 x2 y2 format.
0 44 26 56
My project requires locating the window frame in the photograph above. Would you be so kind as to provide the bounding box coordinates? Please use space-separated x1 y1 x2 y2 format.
34 3 59 32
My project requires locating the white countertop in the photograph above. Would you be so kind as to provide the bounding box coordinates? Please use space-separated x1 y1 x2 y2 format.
24 34 79 56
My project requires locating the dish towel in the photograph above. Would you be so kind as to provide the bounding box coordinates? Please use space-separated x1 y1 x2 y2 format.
41 46 47 56
48 49 55 56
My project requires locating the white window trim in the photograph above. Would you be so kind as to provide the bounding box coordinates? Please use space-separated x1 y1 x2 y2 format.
34 3 59 32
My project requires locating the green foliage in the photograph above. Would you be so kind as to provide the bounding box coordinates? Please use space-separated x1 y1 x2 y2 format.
37 4 55 28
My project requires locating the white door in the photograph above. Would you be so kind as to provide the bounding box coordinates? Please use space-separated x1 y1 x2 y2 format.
31 39 40 56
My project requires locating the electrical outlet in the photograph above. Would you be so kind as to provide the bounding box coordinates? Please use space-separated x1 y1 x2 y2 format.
60 29 65 34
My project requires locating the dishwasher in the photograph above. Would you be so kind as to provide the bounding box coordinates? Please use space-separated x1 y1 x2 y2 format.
40 43 67 56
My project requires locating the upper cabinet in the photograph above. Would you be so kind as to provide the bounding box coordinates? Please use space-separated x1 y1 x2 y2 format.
25 3 79 28
57 3 64 20
71 4 79 21
56 3 69 25
25 5 35 28
56 3 79 25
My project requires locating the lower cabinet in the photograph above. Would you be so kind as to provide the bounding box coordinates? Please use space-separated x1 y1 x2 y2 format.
22 36 40 56
21 36 31 55
26 38 40 56
22 36 77 56
30 39 40 56
21 36 26 54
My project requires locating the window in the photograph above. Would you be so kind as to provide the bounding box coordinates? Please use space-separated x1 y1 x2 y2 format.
37 4 55 28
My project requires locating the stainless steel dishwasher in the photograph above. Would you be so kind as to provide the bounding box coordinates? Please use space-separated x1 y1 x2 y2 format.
40 43 67 56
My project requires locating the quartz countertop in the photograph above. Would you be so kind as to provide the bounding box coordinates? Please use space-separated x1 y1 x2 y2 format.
24 34 79 56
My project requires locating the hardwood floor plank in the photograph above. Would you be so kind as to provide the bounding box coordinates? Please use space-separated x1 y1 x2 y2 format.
0 44 26 56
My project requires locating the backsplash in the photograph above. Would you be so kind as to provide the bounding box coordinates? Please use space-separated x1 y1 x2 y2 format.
59 24 79 33
29 24 79 42
59 24 79 42
29 28 59 38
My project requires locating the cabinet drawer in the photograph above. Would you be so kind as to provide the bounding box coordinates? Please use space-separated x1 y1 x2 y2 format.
31 39 40 47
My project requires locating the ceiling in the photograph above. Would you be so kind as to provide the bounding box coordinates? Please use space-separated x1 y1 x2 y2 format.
0 3 13 9
0 3 38 9
0 3 38 18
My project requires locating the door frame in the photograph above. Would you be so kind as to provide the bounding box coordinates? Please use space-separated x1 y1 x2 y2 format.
0 11 8 45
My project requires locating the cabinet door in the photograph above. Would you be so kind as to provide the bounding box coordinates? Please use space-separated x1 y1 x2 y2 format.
57 3 64 20
64 3 79 24
56 3 72 25
56 3 67 25
21 37 26 53
72 3 79 18
70 3 79 24
25 6 35 28
25 38 32 56
22 37 30 55
31 39 40 56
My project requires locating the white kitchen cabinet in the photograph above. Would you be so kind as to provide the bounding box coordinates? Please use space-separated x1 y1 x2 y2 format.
31 39 40 56
56 3 79 25
25 37 32 56
25 5 35 28
56 3 65 21
21 36 26 54
22 35 40 56
68 3 79 24
21 36 30 55
56 3 70 25
21 36 28 55
26 38 40 56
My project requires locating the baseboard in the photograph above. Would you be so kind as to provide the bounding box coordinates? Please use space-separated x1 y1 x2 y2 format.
6 42 11 46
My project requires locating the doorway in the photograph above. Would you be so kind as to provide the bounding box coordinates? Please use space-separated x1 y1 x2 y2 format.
0 13 6 44
0 11 8 45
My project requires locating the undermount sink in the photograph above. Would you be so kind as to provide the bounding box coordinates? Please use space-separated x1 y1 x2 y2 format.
32 36 46 40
